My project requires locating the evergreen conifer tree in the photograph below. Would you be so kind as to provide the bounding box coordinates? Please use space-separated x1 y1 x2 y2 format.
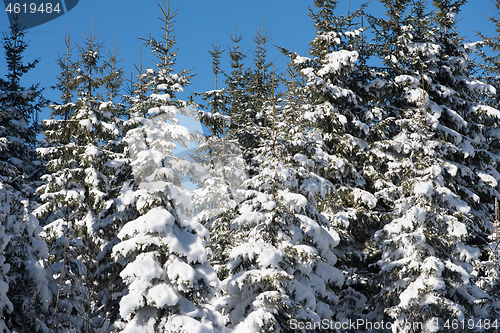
203 42 345 330
194 43 246 283
111 2 222 332
0 20 51 333
476 0 500 320
35 24 126 332
282 0 381 321
366 0 500 329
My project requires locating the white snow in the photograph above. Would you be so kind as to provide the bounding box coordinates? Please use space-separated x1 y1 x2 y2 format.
163 315 212 333
146 283 180 307
477 171 498 187
473 104 500 119
150 93 171 103
413 182 433 197
117 207 175 240
352 188 377 208
119 252 163 281
279 191 308 212
455 243 480 262
167 257 197 286
256 247 283 268
119 290 147 320
79 119 92 131
464 80 496 95
294 55 311 64
318 50 358 76
458 139 475 158
447 219 467 237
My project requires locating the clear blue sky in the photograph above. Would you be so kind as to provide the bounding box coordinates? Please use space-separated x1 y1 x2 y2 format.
0 0 497 128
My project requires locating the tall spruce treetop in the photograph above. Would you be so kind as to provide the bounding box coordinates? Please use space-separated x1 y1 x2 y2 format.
194 43 247 283
111 2 222 332
0 21 44 187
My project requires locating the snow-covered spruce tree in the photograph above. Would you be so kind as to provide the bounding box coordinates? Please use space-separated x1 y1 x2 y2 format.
206 49 344 330
35 26 126 332
365 0 500 329
280 0 382 322
217 25 270 173
194 44 246 282
241 25 274 157
0 21 51 333
194 26 276 283
476 0 500 317
111 2 222 332
88 38 133 332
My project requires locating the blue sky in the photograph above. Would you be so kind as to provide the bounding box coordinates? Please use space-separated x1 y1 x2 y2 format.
0 0 498 129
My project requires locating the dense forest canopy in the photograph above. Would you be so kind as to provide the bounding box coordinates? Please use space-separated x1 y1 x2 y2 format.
1 0 500 332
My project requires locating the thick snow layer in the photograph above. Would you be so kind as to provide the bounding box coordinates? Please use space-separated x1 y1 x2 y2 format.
458 139 475 158
150 93 171 103
232 308 276 333
114 207 208 263
104 158 128 169
444 260 471 283
98 101 113 110
437 124 462 144
414 182 433 197
120 287 148 319
120 305 157 332
79 119 92 131
166 124 191 148
294 55 311 64
146 283 179 307
229 242 266 267
384 211 418 235
395 74 420 87
318 50 359 76
436 187 470 214
447 219 467 237
455 243 480 262
473 104 500 119
296 214 340 255
464 80 496 94
289 280 316 309
118 207 175 239
279 190 308 212
399 269 445 309
443 162 458 177
170 223 209 262
301 177 331 198
352 188 377 208
101 121 119 135
477 171 498 187
315 261 344 287
233 204 265 226
163 315 212 333
167 257 197 285
256 247 283 269
120 252 163 281
443 106 467 128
